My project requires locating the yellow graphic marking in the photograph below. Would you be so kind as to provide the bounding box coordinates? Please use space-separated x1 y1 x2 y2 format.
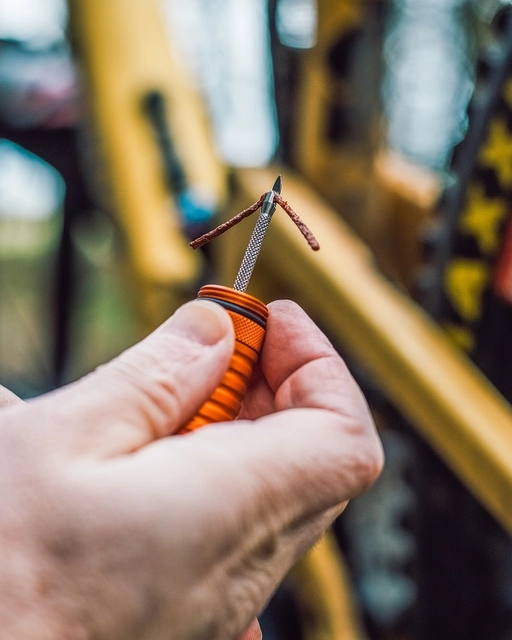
460 185 507 254
443 322 475 352
479 118 512 187
503 79 512 109
445 259 489 321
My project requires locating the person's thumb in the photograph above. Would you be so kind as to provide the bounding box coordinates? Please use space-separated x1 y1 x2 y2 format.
14 300 234 459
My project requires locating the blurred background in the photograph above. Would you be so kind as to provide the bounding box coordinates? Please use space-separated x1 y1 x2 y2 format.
1 0 512 638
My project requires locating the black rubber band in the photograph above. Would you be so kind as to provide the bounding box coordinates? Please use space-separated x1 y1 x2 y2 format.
199 297 267 328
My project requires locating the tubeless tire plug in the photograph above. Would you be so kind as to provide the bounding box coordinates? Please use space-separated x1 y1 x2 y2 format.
180 176 319 433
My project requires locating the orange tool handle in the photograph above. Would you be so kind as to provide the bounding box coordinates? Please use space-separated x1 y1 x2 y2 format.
180 284 268 433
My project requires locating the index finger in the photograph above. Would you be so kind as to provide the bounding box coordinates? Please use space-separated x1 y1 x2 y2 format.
227 299 383 508
242 300 371 423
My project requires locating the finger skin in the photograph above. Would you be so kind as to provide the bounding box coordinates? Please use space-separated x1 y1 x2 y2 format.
241 299 372 421
0 299 383 640
0 386 22 409
11 300 235 459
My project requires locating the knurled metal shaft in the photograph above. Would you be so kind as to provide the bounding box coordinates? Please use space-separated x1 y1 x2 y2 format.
233 175 281 292
233 208 273 292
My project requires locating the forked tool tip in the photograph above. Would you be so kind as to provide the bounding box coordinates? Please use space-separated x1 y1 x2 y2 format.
272 175 282 194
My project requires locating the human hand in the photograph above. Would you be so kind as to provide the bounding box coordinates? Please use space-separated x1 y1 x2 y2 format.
0 299 383 639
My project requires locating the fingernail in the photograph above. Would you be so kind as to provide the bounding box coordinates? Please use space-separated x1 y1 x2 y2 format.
166 300 229 345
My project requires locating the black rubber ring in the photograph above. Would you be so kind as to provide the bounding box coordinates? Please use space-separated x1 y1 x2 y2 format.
200 297 267 328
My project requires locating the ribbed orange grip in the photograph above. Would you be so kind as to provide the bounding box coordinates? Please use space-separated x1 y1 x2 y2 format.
180 285 268 433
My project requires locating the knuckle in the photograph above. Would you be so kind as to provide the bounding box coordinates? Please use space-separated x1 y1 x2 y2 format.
106 356 186 438
364 440 385 486
349 431 385 496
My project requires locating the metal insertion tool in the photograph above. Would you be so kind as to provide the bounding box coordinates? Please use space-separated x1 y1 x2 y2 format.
233 175 282 292
180 176 313 433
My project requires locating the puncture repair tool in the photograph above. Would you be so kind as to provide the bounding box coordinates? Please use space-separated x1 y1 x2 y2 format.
180 175 318 433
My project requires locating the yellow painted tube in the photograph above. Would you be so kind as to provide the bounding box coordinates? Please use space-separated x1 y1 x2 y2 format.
228 166 512 535
68 0 226 288
291 531 368 640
